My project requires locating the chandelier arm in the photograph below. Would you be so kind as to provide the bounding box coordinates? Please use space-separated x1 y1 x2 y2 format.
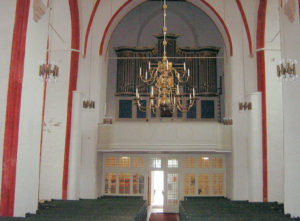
179 76 190 83
136 99 147 112
139 74 154 85
176 98 196 113
139 68 158 85
175 69 190 83
177 104 188 113
149 70 158 85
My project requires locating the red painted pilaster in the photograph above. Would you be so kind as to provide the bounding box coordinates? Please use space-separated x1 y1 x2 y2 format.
62 0 80 200
298 0 300 22
256 0 268 202
0 0 30 216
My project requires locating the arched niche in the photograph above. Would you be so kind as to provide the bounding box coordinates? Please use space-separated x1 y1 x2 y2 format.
104 1 225 118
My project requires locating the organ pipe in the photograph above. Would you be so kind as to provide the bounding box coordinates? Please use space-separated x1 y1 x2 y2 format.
115 35 220 97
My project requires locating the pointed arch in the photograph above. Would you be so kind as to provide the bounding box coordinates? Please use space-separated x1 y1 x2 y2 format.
83 0 101 57
235 0 253 56
97 0 233 57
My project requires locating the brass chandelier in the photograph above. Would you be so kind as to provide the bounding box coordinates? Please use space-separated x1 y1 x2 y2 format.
39 1 59 82
39 64 59 81
135 0 196 113
277 59 297 81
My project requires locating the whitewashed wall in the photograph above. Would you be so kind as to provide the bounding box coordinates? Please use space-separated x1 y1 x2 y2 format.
14 0 48 216
0 0 16 200
218 0 258 200
67 91 83 200
39 0 72 200
240 0 259 95
76 0 105 199
265 1 284 203
281 0 300 217
247 92 263 202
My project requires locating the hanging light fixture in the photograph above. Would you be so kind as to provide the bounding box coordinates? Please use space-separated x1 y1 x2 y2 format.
83 99 95 109
83 18 95 109
277 59 297 81
39 63 59 81
135 0 196 113
277 5 297 82
39 0 59 82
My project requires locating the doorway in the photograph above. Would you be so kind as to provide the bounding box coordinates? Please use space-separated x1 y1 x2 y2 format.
151 171 164 213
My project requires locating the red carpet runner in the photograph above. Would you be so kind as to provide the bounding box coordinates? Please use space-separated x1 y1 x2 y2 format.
149 213 178 221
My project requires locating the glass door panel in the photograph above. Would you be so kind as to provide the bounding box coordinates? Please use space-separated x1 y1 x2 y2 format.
164 173 178 213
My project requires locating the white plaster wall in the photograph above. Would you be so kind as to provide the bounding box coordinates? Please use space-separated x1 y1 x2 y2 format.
223 1 258 199
77 56 109 198
265 1 284 203
0 0 16 199
225 0 249 200
76 0 107 199
281 0 300 216
14 0 48 216
241 4 260 198
247 92 263 202
39 0 72 200
240 0 259 94
67 91 83 200
73 44 114 200
98 122 231 151
78 55 108 198
229 2 260 200
79 110 98 198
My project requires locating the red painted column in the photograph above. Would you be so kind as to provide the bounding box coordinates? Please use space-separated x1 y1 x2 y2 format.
0 0 30 216
62 0 80 200
256 0 268 202
298 0 300 22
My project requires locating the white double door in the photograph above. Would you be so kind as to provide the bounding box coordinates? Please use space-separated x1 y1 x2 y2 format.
151 169 179 213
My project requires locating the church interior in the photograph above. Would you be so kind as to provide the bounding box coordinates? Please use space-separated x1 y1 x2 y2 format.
0 0 300 220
